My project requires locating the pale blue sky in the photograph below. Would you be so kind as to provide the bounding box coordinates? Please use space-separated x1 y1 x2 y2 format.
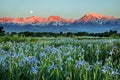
0 0 120 19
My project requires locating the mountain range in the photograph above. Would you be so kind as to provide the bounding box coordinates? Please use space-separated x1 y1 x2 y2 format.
0 13 120 33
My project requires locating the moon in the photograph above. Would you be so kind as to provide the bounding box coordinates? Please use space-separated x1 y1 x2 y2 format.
30 10 33 14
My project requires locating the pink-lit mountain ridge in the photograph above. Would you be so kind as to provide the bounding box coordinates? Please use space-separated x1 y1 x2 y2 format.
74 13 120 26
0 13 120 33
0 16 74 23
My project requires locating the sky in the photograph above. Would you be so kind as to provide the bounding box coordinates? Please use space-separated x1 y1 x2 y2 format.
0 0 120 19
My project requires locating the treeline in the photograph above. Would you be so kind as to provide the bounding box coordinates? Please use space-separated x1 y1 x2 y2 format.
0 26 120 37
7 30 119 38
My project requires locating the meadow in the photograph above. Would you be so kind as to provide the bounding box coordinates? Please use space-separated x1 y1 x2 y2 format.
0 37 120 80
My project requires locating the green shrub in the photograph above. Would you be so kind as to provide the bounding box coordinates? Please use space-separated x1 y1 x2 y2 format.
0 35 27 42
109 34 119 38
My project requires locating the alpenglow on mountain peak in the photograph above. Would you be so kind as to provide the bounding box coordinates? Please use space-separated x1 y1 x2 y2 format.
85 13 115 19
76 12 116 23
0 12 118 24
0 12 120 33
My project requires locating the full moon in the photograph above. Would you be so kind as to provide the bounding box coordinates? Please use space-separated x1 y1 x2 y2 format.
30 11 33 14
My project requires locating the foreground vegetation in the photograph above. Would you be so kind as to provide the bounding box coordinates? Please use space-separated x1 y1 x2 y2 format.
0 26 120 80
0 37 120 80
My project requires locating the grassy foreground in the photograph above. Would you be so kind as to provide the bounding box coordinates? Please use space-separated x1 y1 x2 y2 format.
0 37 120 80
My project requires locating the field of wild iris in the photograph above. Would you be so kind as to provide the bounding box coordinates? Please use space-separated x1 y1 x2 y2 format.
0 38 120 80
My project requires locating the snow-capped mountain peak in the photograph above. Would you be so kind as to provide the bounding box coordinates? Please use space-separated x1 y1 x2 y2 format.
77 13 116 23
45 16 66 22
0 17 13 22
25 16 45 23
